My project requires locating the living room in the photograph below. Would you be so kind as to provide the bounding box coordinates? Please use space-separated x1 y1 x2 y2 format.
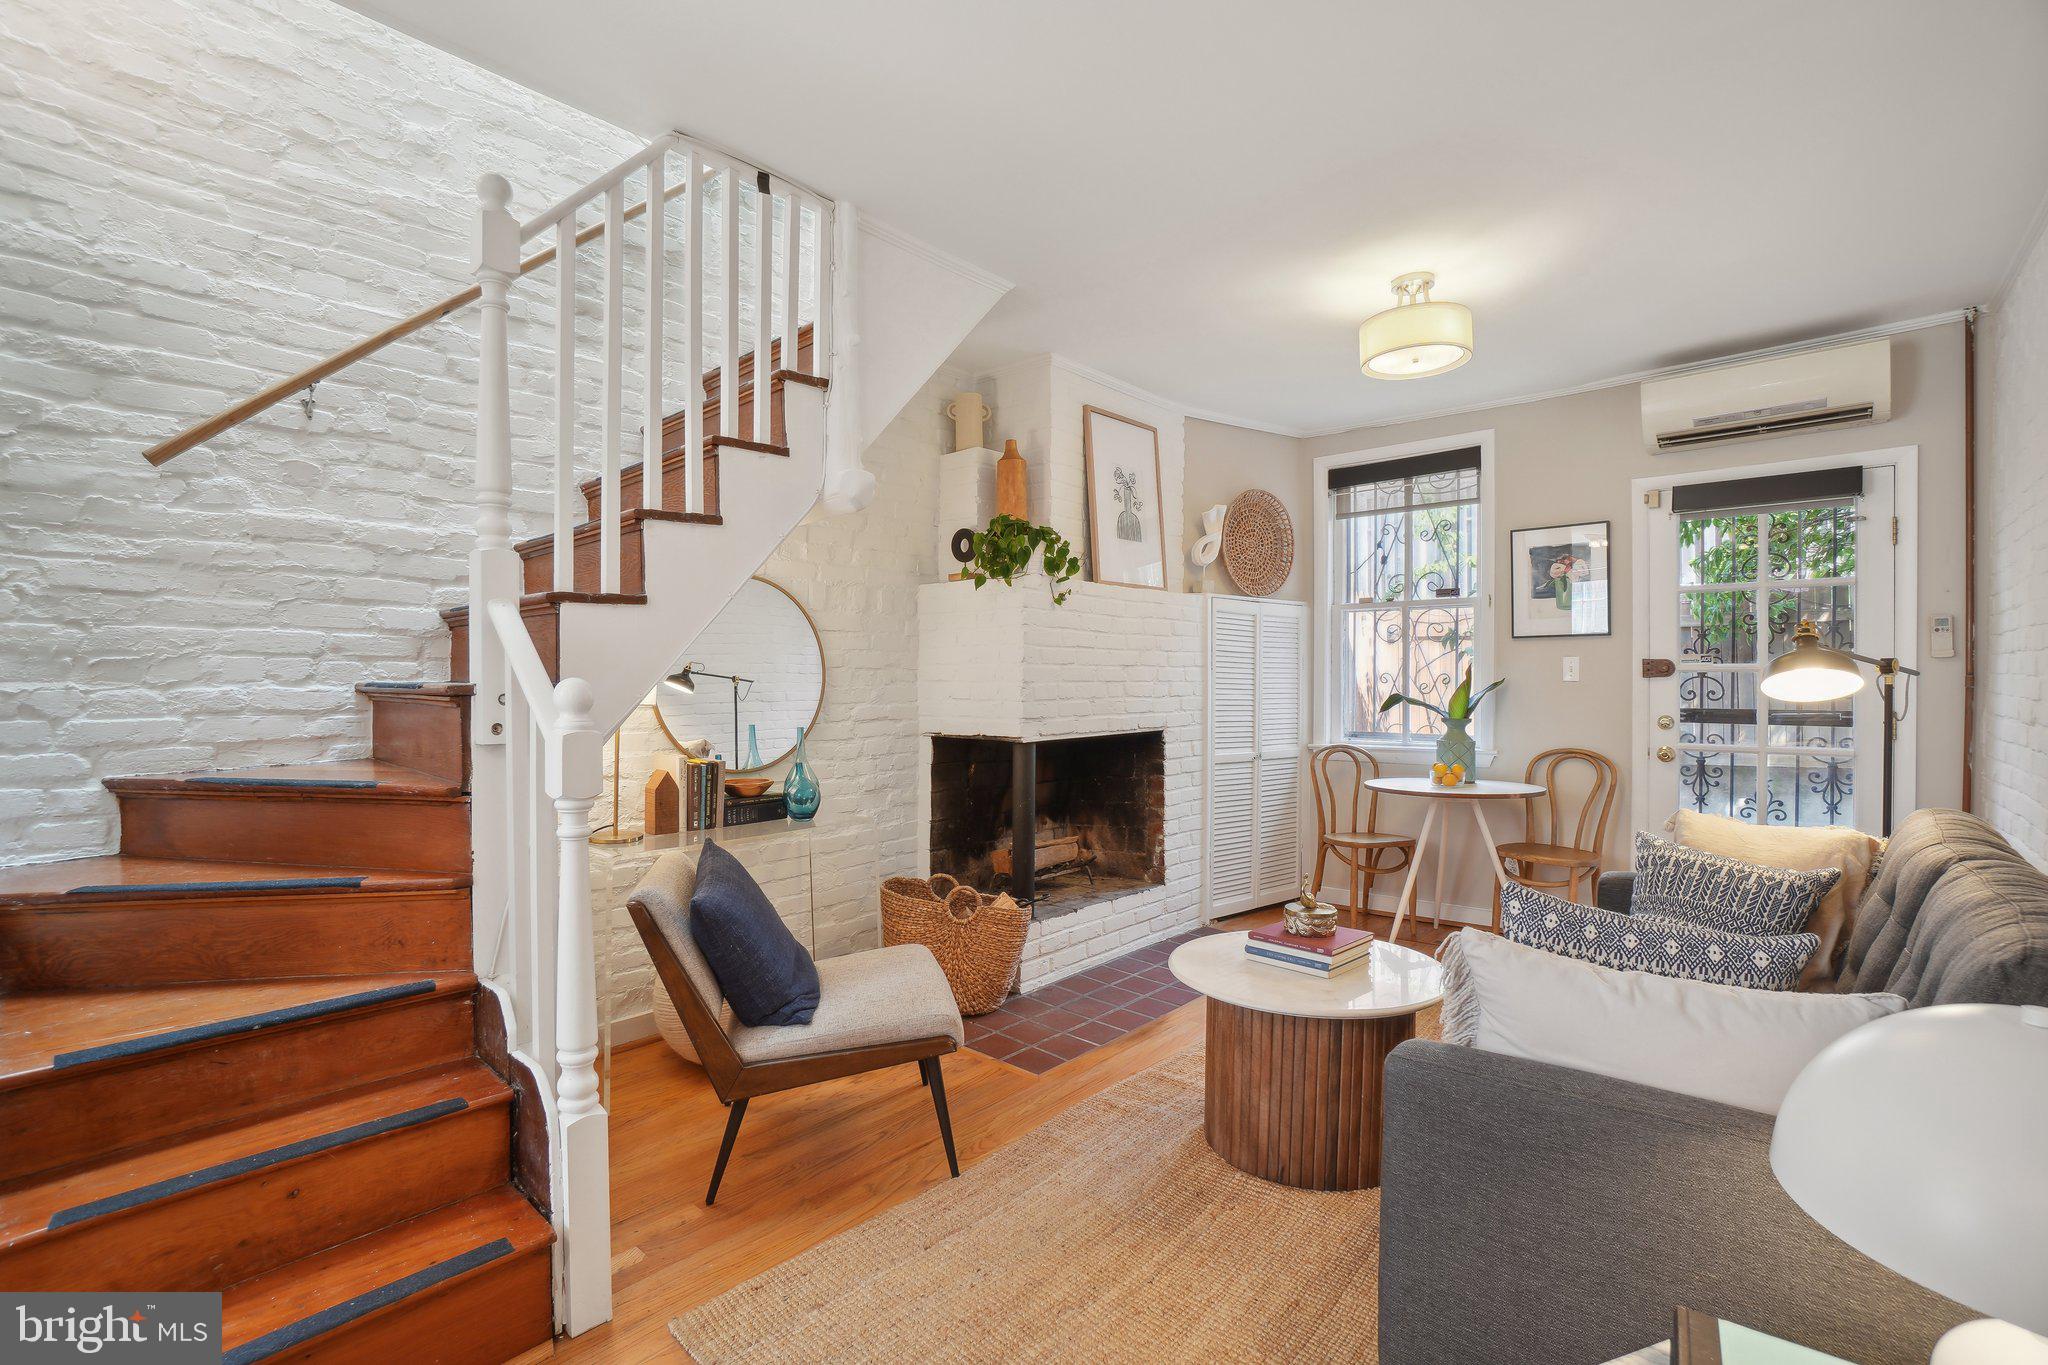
2 1 2045 1362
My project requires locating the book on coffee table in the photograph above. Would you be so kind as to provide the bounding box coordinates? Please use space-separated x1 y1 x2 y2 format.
1245 925 1374 976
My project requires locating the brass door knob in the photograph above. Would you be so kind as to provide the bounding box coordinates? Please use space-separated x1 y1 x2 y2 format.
1656 745 1676 763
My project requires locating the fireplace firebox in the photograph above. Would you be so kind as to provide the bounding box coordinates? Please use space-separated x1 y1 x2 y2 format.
928 731 1166 917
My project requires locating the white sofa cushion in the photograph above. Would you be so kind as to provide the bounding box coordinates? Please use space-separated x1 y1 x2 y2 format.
1439 929 1906 1114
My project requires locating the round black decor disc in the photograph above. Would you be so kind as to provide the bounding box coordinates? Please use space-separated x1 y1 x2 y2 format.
950 527 975 564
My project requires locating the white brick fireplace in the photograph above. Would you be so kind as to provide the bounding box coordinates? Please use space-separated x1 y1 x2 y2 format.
917 575 1204 988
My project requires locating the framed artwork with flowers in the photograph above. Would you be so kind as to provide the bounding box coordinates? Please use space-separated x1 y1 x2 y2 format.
1509 520 1611 638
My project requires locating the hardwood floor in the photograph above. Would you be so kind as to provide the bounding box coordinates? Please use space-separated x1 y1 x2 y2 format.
521 903 1457 1363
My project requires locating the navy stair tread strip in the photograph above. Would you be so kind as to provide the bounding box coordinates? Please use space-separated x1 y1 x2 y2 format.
47 1098 469 1230
64 876 365 896
224 1237 517 1365
188 777 378 789
51 979 439 1069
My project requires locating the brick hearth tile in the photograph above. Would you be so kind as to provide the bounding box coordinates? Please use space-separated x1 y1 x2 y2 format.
1035 1006 1089 1033
1036 1033 1093 1063
1003 997 1053 1020
1034 982 1084 1006
1150 983 1201 1006
1132 966 1177 989
974 1034 1031 1063
1005 1046 1062 1073
1071 1019 1125 1046
1100 1008 1151 1032
1087 984 1144 1009
1000 1017 1057 1046
1126 993 1175 1020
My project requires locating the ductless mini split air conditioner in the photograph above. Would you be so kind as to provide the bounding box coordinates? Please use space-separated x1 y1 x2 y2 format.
1640 337 1893 454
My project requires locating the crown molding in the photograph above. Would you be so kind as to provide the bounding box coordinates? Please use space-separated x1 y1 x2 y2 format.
1290 308 1975 440
858 214 1014 297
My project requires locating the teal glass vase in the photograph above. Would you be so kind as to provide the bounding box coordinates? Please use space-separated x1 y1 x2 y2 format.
784 726 821 821
1435 718 1476 782
744 722 763 770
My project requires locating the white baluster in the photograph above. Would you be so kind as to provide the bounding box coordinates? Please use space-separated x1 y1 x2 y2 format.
548 676 612 1334
642 155 665 512
779 190 800 378
818 200 873 515
473 175 518 559
681 149 705 515
811 196 832 389
553 213 576 593
753 176 773 444
600 183 624 595
719 162 739 440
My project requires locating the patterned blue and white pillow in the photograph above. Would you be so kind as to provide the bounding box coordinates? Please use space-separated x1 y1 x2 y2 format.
1632 832 1838 937
1501 883 1818 992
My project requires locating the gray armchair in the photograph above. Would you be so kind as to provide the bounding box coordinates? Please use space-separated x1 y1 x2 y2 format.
628 849 966 1204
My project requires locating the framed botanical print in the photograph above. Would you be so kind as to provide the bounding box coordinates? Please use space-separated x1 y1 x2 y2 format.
1081 405 1167 589
1510 520 1611 637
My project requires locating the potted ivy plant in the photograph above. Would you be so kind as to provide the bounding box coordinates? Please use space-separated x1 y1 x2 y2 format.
966 514 1082 605
1378 666 1503 783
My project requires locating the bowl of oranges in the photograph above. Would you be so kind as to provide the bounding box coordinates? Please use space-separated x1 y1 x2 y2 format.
1430 760 1467 788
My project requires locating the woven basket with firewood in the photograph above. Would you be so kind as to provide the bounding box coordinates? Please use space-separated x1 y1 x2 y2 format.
879 874 1030 1016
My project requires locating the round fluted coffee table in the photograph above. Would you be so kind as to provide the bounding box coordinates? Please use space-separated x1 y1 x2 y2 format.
1168 931 1444 1191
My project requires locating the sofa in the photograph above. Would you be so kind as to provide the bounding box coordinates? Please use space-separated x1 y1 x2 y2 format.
1377 809 2048 1365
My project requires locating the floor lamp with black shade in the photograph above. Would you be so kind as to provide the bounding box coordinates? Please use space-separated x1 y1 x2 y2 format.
1759 618 1920 837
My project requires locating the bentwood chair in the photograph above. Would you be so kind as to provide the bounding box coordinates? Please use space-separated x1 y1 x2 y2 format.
1494 747 1620 905
627 849 965 1205
1310 745 1417 925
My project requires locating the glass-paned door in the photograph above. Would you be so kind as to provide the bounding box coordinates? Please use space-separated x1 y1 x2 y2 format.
1642 467 1896 834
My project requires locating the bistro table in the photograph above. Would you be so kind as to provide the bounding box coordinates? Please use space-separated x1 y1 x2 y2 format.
1364 775 1545 941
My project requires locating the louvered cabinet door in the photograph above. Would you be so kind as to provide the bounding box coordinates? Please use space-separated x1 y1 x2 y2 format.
1206 598 1260 918
1252 602 1306 904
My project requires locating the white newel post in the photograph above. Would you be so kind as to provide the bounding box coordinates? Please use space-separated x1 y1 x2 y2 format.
547 676 612 1333
818 201 874 515
470 173 522 968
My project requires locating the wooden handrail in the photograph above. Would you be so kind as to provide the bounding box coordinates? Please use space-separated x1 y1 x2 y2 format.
143 176 692 467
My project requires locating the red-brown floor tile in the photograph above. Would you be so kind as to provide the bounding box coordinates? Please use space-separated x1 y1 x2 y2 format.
1086 984 1144 1009
975 1033 1031 1062
1070 1019 1125 1046
1005 1046 1062 1073
1100 1008 1151 1032
1036 1033 1094 1063
999 1016 1057 1046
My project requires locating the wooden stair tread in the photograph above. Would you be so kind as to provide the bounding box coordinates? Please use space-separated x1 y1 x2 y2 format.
709 434 789 456
105 759 462 800
354 681 475 698
219 1186 550 1354
0 1061 508 1245
511 506 721 557
0 856 467 907
0 973 476 1087
437 588 648 628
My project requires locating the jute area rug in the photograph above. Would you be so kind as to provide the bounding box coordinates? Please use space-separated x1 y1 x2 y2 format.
672 1006 1439 1364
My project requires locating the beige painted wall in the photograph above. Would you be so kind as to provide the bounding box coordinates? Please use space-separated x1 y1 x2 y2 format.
1183 419 1310 601
1199 323 1968 917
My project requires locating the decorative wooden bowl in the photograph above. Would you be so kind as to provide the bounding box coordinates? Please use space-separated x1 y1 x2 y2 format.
724 776 772 799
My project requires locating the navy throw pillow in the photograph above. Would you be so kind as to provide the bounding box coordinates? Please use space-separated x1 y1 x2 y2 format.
1501 883 1818 991
687 841 819 1027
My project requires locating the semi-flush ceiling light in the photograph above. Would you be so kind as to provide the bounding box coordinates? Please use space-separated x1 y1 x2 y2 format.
1360 271 1473 380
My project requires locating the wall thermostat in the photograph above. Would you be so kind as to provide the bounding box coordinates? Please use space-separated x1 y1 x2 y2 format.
1930 614 1956 659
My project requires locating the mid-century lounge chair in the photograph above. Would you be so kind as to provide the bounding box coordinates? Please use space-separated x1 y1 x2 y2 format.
627 849 966 1204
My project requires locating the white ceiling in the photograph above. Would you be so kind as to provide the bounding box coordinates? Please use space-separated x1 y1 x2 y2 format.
343 0 2048 435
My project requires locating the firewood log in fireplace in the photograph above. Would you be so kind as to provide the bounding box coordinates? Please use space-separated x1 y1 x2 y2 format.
990 831 1094 880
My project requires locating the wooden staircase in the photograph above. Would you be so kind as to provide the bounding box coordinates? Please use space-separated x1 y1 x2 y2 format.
0 688 554 1363
0 343 823 1360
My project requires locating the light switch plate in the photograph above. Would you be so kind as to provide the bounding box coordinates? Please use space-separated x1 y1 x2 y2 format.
1562 655 1580 682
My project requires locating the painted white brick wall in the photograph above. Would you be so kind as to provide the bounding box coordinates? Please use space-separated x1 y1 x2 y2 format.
1978 218 2048 866
0 0 793 865
916 577 1205 986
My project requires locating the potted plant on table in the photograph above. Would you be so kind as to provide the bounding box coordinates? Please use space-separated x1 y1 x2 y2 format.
1378 666 1504 784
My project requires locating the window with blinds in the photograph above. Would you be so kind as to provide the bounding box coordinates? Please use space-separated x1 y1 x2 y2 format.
1326 447 1483 746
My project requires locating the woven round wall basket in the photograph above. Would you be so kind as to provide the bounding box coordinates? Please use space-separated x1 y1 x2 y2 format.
1221 489 1295 597
880 875 1030 1016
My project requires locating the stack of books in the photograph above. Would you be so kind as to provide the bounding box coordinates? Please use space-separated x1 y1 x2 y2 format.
682 756 726 832
1244 924 1375 978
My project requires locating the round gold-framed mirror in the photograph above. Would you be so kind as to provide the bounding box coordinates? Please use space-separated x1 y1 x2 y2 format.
652 577 824 774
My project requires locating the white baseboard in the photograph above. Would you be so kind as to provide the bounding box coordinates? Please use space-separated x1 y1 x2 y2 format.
606 1010 659 1048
